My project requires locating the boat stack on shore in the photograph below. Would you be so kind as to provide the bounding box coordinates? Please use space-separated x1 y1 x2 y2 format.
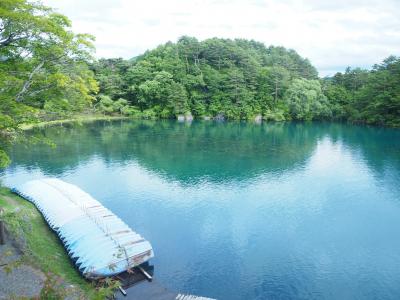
12 178 154 279
12 178 215 299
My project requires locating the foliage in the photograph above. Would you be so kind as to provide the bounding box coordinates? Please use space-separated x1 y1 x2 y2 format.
91 37 318 120
96 94 134 116
40 273 68 300
92 37 399 127
0 0 98 166
285 78 331 120
322 56 400 126
91 278 121 300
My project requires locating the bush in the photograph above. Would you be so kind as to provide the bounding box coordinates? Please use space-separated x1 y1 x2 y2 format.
97 95 114 115
121 106 141 117
264 109 286 121
141 108 157 119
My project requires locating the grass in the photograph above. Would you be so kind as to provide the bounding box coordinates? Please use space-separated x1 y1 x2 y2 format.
0 187 98 298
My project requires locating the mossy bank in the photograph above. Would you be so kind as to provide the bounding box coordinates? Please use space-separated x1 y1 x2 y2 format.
0 187 116 299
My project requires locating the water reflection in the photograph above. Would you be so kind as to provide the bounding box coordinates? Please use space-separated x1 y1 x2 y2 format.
2 120 400 300
6 121 321 181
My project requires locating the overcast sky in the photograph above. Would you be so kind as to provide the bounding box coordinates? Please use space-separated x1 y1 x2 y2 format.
43 0 400 76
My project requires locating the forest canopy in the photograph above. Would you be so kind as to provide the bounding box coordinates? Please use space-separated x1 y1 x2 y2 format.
91 37 321 120
0 0 98 166
91 37 400 127
0 0 399 167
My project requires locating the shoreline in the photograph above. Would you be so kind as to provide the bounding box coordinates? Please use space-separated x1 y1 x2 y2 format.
19 114 130 131
0 187 102 298
0 186 214 300
18 114 400 132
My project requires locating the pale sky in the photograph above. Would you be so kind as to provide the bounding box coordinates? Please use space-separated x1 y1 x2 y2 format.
44 0 400 76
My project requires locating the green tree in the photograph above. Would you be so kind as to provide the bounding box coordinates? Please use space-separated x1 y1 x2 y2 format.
91 37 399 127
285 79 331 120
354 56 400 126
322 56 400 126
0 0 98 166
96 37 319 120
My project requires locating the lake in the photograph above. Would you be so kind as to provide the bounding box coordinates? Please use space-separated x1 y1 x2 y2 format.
2 120 400 299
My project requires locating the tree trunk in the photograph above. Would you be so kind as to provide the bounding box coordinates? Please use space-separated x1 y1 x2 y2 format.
15 61 45 102
0 33 16 48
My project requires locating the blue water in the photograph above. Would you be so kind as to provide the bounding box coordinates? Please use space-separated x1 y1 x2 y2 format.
2 120 400 299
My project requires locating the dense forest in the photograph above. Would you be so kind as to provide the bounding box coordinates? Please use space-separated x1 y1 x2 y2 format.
91 38 320 121
0 0 399 167
323 59 400 127
91 40 400 126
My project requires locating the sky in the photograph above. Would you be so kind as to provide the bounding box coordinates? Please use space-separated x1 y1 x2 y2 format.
43 0 400 77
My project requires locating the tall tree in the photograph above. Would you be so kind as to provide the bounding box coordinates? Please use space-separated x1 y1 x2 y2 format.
285 79 331 120
0 0 98 166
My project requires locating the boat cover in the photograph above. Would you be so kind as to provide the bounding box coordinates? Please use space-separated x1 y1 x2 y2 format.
12 178 154 279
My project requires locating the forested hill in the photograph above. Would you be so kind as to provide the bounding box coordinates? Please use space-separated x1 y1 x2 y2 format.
91 37 324 121
91 37 400 127
323 57 400 127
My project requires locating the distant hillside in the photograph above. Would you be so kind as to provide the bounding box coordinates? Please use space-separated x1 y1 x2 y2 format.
92 37 324 120
91 37 400 126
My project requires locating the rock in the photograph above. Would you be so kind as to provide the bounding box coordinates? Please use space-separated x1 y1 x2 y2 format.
0 264 46 299
0 231 45 299
0 244 20 266
185 114 193 122
203 116 211 121
254 114 262 123
214 113 225 122
177 115 185 122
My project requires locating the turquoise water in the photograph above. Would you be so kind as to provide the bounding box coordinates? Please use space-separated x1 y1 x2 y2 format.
2 120 400 299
